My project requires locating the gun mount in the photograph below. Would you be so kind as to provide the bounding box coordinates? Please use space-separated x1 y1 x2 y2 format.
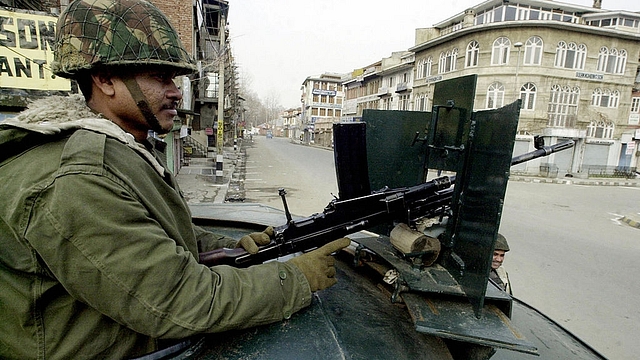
333 75 575 356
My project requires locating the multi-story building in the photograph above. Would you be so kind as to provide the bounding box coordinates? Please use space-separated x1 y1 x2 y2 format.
341 51 416 121
186 1 231 150
281 107 302 140
342 61 382 122
156 0 242 170
300 73 346 146
378 51 416 111
409 0 640 176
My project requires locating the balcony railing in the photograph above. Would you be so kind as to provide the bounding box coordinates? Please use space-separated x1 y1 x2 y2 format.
585 165 637 179
396 83 408 92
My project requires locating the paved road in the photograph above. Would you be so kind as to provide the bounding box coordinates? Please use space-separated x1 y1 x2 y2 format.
241 136 338 217
500 182 640 360
241 135 639 360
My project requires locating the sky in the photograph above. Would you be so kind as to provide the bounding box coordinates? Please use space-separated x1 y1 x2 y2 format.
227 0 640 109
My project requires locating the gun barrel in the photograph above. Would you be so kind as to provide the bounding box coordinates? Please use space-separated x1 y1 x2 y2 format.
511 139 574 166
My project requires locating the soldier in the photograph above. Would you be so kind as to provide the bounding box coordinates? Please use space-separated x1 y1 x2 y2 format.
0 0 349 358
490 233 513 294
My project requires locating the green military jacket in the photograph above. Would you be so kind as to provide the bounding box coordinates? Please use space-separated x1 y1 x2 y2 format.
0 95 312 359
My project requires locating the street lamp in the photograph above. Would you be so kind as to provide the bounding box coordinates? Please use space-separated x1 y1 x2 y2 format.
513 42 523 101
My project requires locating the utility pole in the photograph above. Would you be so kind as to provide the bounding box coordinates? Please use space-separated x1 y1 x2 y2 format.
215 14 226 180
216 14 226 154
513 41 523 100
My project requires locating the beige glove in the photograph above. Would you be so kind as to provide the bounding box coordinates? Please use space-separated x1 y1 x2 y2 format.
287 238 351 292
236 226 274 254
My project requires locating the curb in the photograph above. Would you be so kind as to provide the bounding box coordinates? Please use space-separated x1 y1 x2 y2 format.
509 176 640 187
216 149 239 203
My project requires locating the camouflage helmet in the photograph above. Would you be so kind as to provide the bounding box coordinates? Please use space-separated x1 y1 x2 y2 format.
52 0 196 78
495 233 510 252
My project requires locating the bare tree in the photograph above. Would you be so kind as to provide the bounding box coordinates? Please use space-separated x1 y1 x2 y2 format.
263 91 282 126
237 70 284 130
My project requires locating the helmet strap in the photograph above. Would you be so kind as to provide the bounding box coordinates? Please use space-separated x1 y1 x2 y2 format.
121 76 164 135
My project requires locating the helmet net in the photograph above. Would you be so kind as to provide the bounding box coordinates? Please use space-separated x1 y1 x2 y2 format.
52 0 196 78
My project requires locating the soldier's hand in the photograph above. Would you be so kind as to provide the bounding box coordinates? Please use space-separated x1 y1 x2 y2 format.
287 238 351 292
236 226 274 254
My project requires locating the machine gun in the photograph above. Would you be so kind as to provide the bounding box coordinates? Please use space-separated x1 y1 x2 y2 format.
198 139 573 268
199 175 453 267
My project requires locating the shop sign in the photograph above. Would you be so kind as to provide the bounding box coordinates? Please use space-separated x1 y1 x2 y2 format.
0 9 71 91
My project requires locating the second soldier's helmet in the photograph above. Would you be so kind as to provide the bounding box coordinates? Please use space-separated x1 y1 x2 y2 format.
495 233 510 252
52 0 196 79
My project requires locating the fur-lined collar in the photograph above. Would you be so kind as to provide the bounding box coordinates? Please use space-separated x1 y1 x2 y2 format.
1 94 166 175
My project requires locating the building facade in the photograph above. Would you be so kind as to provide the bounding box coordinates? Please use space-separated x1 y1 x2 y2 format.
341 51 417 122
378 51 416 111
409 0 640 176
152 0 242 170
300 73 346 146
282 107 302 140
342 61 382 122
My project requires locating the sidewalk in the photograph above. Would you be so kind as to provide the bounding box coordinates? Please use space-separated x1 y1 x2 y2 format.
175 146 240 204
509 174 640 188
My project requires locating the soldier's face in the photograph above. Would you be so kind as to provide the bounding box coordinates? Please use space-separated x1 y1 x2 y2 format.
492 250 505 269
106 69 182 141
130 70 182 134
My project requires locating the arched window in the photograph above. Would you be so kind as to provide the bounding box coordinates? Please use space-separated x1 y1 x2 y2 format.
466 40 479 68
576 44 587 69
520 82 537 110
417 59 425 79
610 90 620 107
439 49 458 73
591 88 602 106
554 41 567 67
424 56 432 78
548 85 579 128
591 88 620 108
554 41 586 69
587 120 614 139
598 47 627 74
491 37 511 65
416 58 432 79
439 52 446 73
615 49 627 74
418 56 432 78
486 82 505 109
415 94 429 111
438 49 458 74
448 48 458 72
597 46 609 72
523 36 543 65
